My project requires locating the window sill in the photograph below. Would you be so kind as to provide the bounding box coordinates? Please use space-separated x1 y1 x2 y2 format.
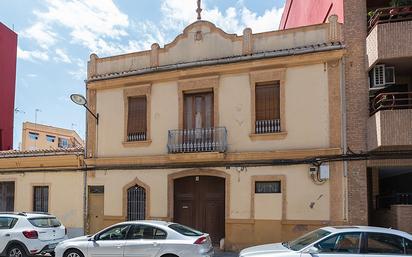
122 140 152 147
249 132 288 141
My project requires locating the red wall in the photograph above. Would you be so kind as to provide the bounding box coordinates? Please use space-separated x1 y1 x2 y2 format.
0 23 17 150
279 0 344 29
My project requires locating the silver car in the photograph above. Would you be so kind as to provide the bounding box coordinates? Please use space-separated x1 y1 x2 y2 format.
240 226 412 257
55 220 213 257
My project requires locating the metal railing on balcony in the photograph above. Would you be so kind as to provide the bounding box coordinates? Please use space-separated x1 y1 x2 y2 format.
370 91 412 115
368 5 412 31
255 119 281 134
167 127 227 154
376 193 412 209
127 132 147 142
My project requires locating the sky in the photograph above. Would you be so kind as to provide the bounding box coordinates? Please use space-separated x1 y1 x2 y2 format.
0 0 285 149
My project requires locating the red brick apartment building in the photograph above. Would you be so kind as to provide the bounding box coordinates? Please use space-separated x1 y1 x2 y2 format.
0 22 17 150
280 0 412 232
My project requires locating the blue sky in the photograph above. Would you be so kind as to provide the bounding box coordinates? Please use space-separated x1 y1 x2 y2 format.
0 0 285 149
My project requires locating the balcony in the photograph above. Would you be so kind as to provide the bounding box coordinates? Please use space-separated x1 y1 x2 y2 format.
167 127 227 154
367 6 412 68
367 91 412 150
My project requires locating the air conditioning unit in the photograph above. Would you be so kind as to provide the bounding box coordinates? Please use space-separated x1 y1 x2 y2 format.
372 64 396 87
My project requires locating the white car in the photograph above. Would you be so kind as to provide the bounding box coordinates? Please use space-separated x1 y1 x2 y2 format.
240 226 412 257
55 220 214 257
0 212 67 257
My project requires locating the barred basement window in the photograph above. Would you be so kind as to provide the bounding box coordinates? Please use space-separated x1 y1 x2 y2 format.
255 82 281 134
127 185 146 221
33 186 49 212
127 96 147 142
255 181 281 193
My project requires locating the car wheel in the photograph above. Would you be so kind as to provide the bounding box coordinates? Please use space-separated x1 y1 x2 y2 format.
64 249 84 257
7 245 27 257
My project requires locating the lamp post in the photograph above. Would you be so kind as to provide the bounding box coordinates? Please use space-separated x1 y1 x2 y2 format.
70 94 99 124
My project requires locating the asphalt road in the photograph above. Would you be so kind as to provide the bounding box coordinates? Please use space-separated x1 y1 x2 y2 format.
214 249 238 257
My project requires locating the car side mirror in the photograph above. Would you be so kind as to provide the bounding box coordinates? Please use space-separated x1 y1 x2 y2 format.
307 246 319 255
90 235 98 241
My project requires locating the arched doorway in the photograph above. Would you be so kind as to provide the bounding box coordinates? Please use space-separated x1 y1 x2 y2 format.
127 184 146 221
174 176 225 245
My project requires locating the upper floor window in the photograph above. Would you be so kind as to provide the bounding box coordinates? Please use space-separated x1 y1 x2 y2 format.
184 92 213 130
255 81 281 134
46 135 55 143
29 132 39 140
58 137 69 148
127 96 147 142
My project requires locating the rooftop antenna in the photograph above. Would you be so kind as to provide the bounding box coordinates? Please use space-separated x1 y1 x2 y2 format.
35 108 41 125
196 0 202 20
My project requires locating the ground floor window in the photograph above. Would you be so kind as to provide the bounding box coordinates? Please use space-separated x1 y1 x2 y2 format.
33 186 49 212
127 185 146 221
0 182 15 211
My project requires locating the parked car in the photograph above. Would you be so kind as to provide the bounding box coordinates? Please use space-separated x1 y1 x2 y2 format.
0 212 68 257
239 226 412 257
55 220 214 257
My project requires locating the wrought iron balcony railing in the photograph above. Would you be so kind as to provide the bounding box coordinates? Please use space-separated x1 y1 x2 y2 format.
167 127 227 154
255 119 281 134
368 5 412 32
370 91 412 115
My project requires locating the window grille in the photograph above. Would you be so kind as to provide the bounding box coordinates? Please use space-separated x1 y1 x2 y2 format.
127 185 146 221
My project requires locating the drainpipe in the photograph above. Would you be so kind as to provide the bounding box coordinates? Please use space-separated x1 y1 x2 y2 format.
83 84 89 236
340 57 349 222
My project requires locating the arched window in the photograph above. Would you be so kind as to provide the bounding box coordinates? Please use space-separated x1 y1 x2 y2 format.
127 185 146 221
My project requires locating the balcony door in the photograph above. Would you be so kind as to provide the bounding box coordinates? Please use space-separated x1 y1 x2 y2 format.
184 92 213 130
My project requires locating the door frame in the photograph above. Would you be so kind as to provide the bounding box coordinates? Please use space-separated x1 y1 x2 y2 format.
167 169 230 221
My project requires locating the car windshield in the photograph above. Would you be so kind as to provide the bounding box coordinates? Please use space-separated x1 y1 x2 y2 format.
288 229 331 251
168 223 203 236
28 217 61 228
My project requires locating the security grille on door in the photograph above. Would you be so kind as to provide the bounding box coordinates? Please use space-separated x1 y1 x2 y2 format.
127 185 146 221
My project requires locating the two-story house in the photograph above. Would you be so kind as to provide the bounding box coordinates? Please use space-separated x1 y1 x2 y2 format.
82 16 346 250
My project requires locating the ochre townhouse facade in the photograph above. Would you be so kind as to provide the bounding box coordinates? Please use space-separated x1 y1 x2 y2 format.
0 148 85 238
81 18 346 250
0 17 347 250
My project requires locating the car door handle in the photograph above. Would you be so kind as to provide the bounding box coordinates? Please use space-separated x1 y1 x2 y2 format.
153 242 158 247
115 244 123 248
5 234 10 237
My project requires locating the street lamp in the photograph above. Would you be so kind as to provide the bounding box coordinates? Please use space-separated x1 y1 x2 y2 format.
70 94 99 124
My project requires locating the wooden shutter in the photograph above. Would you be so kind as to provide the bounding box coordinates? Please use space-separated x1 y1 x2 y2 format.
127 96 147 141
33 186 49 212
255 82 280 121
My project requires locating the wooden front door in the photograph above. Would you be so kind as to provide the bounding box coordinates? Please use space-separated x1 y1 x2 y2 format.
88 186 105 234
0 182 14 211
184 92 214 129
174 176 225 245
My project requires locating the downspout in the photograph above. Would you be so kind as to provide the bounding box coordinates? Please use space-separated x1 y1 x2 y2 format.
340 57 348 222
83 83 89 236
